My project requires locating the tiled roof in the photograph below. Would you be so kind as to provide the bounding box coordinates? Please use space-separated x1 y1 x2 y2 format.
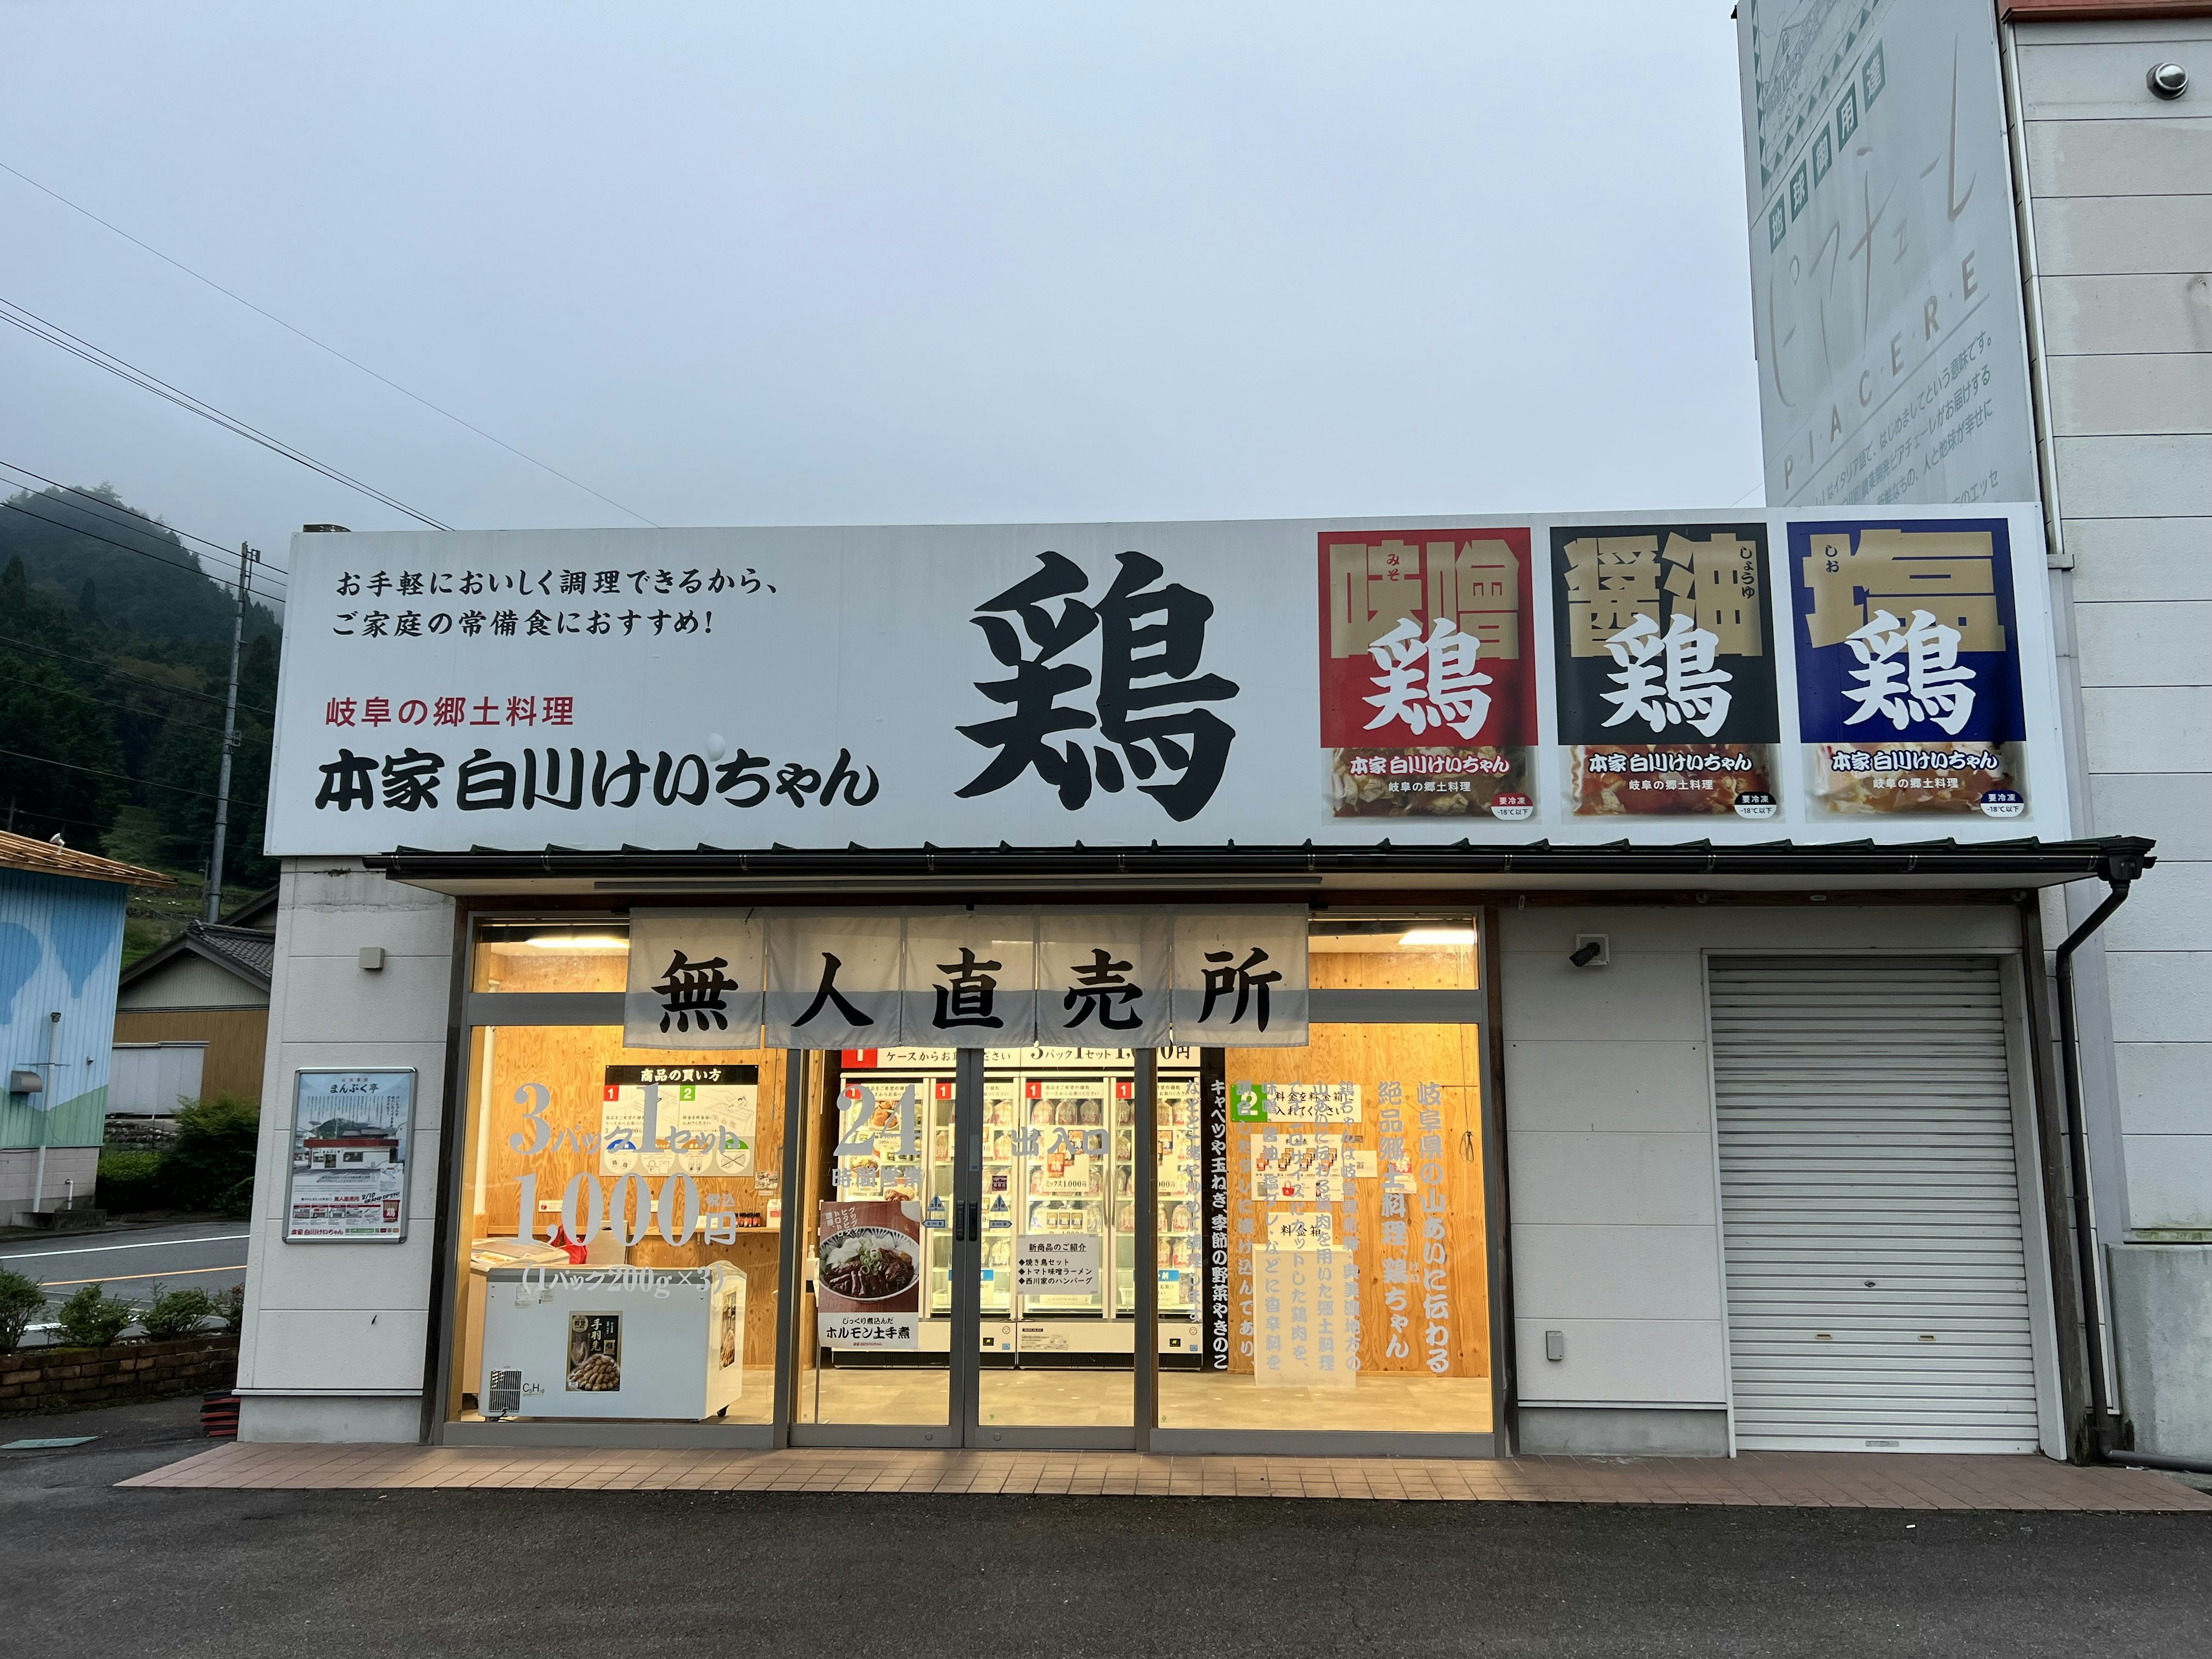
118 921 275 994
0 827 175 887
192 924 275 986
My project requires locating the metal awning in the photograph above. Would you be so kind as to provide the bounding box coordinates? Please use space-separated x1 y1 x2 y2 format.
364 836 2153 897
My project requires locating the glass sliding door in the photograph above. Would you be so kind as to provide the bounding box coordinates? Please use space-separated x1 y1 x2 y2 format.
792 1051 954 1443
791 1044 1172 1448
970 1058 1145 1444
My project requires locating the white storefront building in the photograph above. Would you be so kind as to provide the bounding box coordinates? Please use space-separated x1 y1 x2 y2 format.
224 0 2202 1463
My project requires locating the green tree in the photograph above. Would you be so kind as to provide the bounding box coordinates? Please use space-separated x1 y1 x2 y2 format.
0 568 127 846
0 485 283 877
162 1094 260 1213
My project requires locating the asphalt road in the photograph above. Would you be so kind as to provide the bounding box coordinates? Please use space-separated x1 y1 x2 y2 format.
0 1221 248 1328
3 1399 2209 1659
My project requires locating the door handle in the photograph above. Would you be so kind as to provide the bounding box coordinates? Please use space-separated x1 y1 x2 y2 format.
956 1200 979 1243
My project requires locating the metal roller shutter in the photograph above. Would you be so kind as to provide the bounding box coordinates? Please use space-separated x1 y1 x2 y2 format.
1709 956 2039 1453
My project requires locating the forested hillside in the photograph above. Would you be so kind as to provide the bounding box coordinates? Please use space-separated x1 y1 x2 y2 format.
0 483 281 949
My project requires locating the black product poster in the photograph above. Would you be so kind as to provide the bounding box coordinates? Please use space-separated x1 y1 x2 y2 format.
1201 1047 1230 1372
1549 522 1782 817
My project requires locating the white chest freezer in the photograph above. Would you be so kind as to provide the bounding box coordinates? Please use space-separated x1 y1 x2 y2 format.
463 1236 573 1402
480 1262 746 1421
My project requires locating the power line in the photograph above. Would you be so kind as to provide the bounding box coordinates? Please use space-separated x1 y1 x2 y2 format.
0 456 288 585
0 800 142 840
0 745 222 801
0 158 660 529
0 497 287 607
0 295 453 531
0 631 272 717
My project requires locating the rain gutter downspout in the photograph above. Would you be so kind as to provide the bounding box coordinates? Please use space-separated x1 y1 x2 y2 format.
2052 846 2141 1461
2066 850 2212 1478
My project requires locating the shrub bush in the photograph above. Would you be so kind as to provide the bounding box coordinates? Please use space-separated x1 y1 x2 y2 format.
54 1283 135 1349
0 1268 45 1355
96 1146 166 1213
215 1283 246 1336
140 1286 218 1340
160 1094 260 1213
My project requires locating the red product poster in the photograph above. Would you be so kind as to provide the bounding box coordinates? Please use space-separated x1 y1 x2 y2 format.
1317 528 1537 819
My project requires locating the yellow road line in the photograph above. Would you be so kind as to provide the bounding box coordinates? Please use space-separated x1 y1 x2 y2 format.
39 1265 245 1289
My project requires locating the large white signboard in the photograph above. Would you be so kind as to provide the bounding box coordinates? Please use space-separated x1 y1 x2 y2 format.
265 508 2069 855
1737 0 2037 509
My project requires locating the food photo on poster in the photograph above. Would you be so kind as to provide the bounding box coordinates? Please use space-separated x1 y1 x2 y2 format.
815 1198 923 1351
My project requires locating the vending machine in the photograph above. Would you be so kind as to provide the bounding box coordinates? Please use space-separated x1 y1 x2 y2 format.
830 1048 1201 1361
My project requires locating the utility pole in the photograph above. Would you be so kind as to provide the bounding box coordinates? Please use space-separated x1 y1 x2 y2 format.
204 542 257 924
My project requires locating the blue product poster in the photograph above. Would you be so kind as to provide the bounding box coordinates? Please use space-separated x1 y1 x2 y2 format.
1788 520 2029 819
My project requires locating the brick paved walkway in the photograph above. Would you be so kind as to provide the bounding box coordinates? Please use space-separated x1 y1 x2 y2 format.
120 1442 2212 1509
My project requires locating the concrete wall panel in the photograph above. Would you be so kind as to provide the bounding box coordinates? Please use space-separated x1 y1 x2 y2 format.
1511 1224 1724 1322
1512 1318 1727 1407
2113 1043 2212 1138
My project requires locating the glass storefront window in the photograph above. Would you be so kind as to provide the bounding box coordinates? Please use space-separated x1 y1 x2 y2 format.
1309 918 1478 990
448 910 1492 1446
1160 1018 1490 1436
471 921 631 993
451 1010 787 1427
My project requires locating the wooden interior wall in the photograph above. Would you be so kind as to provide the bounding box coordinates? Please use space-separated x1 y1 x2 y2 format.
1223 1020 1487 1381
465 1025 787 1372
1309 940 1476 990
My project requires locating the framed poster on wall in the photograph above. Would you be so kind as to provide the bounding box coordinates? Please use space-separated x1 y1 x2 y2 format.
285 1068 416 1243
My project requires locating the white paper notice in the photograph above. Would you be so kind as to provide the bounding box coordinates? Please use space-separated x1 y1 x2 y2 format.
1266 1211 1336 1251
1016 1232 1101 1295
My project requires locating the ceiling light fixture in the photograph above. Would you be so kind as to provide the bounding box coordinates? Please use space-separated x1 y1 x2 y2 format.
1399 927 1476 947
523 934 630 952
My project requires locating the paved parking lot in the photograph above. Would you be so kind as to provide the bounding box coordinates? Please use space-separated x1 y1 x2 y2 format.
5 1400 2210 1658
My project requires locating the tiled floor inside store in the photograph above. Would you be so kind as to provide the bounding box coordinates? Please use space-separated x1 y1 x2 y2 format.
123 1442 2212 1509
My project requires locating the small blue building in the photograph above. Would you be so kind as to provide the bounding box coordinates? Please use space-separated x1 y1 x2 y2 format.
0 830 174 1225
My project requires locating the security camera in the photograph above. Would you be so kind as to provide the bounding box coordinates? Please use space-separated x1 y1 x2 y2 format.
2149 63 2189 100
1569 935 1609 968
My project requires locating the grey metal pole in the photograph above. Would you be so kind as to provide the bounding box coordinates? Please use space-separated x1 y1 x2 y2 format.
203 543 253 923
30 1010 59 1217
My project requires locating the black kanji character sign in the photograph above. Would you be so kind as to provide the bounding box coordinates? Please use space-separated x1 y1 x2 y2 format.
957 551 1239 821
1199 946 1281 1030
653 949 737 1034
1062 947 1143 1031
793 952 874 1029
932 948 1003 1030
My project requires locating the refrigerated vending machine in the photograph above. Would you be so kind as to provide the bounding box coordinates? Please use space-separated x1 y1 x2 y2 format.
829 1048 1204 1364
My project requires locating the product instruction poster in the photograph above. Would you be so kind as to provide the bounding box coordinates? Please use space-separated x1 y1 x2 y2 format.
266 506 2066 855
285 1069 414 1243
599 1065 757 1179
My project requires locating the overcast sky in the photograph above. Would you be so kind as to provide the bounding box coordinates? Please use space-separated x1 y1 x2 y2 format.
0 2 1760 600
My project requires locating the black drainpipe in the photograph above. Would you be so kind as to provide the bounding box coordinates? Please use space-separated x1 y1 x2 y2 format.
2048 845 2208 1471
